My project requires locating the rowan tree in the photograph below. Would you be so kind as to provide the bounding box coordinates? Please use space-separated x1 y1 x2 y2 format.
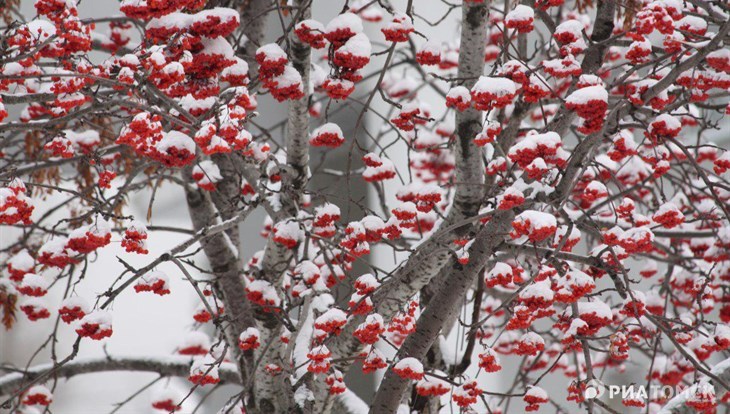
1 0 730 413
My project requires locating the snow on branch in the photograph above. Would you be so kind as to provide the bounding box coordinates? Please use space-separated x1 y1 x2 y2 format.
0 355 241 397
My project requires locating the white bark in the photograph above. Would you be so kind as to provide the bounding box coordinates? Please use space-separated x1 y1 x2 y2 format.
369 210 514 413
184 183 253 378
311 5 492 412
251 2 313 412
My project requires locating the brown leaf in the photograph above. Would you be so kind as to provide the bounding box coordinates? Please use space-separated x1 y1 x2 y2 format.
0 288 17 330
575 0 594 13
621 0 639 32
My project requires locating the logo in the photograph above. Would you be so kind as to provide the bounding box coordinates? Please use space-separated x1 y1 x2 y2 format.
584 379 604 400
578 381 711 402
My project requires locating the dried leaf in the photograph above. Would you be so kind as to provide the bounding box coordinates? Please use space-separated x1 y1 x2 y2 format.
575 0 594 13
0 288 17 330
621 0 639 32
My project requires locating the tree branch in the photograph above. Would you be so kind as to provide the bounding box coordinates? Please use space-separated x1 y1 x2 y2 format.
658 357 730 414
251 2 312 412
184 181 253 380
369 211 514 413
318 8 495 411
0 356 241 398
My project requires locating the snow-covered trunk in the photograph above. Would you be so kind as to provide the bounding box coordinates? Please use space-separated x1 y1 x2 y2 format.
184 180 252 378
373 0 490 313
451 1 488 220
208 154 243 246
310 4 491 411
324 0 491 378
252 2 312 412
251 307 292 413
238 0 269 59
370 0 491 320
413 1 490 408
251 237 294 413
179 0 273 389
369 210 514 413
285 0 312 207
